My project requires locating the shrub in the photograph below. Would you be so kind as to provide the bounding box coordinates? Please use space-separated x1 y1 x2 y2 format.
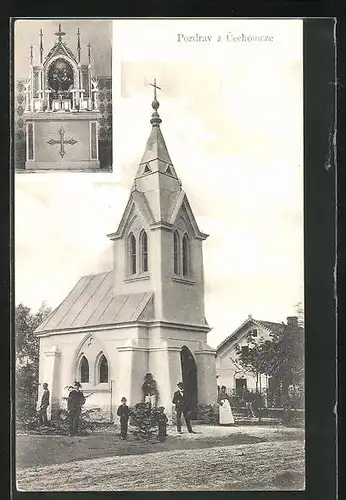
196 403 219 425
18 407 104 435
129 402 159 441
58 407 102 435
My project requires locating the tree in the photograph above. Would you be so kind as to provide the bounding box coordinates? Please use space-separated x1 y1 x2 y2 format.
235 321 304 395
15 302 52 424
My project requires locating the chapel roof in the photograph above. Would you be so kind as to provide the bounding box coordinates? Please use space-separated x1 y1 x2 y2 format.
35 271 153 334
135 125 177 179
216 317 284 353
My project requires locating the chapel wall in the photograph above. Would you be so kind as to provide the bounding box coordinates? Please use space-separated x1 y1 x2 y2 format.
160 229 206 325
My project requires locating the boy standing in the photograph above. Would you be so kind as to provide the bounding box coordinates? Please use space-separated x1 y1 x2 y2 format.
157 406 168 442
117 397 129 440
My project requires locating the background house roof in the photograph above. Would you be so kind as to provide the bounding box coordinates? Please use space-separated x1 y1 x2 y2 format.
216 317 283 353
35 271 153 334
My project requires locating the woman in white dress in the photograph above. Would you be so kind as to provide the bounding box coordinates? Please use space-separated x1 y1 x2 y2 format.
217 386 235 425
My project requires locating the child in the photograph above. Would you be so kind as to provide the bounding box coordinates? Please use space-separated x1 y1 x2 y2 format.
157 406 168 442
117 397 129 440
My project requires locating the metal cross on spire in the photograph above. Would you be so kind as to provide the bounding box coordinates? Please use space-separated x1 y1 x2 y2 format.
55 23 66 43
149 78 162 127
150 78 162 100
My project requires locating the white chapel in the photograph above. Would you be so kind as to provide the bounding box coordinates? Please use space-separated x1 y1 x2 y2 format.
35 85 217 420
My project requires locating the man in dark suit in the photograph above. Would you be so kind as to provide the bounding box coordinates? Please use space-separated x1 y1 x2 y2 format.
37 382 50 426
172 382 196 434
67 381 86 436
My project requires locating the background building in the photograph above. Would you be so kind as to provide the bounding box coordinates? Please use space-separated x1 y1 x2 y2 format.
216 315 300 395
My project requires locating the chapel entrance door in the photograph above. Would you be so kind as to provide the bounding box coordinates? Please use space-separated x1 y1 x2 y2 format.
180 346 198 419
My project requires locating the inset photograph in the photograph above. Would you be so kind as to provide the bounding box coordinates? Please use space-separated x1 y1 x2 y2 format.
14 19 113 172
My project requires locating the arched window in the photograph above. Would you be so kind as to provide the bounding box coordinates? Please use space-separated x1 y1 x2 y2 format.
140 231 148 273
99 354 108 383
173 231 180 274
80 356 89 383
129 233 136 274
182 234 189 277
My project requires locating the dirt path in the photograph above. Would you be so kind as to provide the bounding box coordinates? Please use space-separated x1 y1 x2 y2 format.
16 424 304 469
16 439 305 491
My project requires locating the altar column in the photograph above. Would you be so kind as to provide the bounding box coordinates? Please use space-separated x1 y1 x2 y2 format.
92 87 99 111
37 29 44 111
87 43 93 111
29 45 34 112
24 82 30 112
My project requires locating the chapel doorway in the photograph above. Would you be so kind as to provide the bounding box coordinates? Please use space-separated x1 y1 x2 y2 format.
180 346 198 419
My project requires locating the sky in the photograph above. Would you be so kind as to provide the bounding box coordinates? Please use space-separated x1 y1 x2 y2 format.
15 19 304 348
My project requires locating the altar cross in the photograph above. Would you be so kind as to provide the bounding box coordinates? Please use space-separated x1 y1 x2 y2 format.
47 128 78 158
55 23 66 43
150 78 162 100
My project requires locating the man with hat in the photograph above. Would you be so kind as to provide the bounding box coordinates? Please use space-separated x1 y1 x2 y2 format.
67 381 86 436
172 382 196 434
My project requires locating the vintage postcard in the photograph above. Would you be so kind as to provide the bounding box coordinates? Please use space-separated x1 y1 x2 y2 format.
14 18 308 491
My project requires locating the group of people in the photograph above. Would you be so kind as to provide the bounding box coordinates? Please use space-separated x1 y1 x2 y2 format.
218 385 259 419
37 379 259 439
37 380 88 436
116 381 196 441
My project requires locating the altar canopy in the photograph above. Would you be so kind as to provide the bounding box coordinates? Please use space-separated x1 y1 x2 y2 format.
24 23 101 170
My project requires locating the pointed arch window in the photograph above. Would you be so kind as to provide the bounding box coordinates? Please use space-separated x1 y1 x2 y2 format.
140 230 148 273
129 233 137 275
80 356 89 383
173 231 180 274
182 234 189 277
99 354 108 383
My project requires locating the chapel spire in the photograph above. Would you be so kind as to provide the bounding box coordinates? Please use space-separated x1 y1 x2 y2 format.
135 79 177 179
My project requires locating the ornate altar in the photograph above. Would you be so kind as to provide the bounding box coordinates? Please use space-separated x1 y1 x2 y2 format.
23 23 102 170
